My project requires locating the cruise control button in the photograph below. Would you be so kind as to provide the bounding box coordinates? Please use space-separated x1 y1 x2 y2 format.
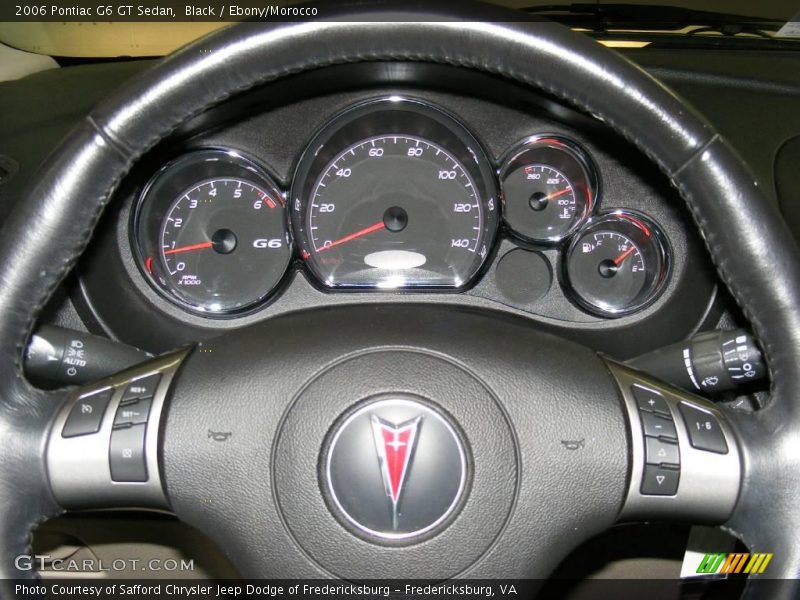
679 402 729 454
641 465 680 495
62 388 112 438
113 398 152 428
645 436 680 466
109 423 147 482
120 373 161 405
640 411 678 441
632 385 670 416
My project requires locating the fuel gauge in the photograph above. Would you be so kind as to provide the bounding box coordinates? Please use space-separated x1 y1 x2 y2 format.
564 211 670 317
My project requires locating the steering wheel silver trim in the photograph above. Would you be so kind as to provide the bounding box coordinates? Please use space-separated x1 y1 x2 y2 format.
607 360 741 522
46 349 188 510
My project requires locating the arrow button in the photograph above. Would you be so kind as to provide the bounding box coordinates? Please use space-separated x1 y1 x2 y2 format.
645 436 680 466
641 465 680 496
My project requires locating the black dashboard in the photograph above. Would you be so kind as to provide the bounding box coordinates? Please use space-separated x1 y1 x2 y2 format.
3 49 800 360
75 64 717 357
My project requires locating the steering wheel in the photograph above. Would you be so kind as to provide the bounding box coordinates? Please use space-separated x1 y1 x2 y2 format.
2 5 799 598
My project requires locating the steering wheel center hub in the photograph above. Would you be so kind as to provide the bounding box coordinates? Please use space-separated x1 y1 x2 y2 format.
322 396 470 542
272 349 517 578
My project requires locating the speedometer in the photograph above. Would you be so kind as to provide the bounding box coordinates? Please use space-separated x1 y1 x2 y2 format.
307 135 483 286
292 98 499 289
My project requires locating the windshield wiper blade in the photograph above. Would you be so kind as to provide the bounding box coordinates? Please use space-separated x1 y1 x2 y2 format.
522 3 783 35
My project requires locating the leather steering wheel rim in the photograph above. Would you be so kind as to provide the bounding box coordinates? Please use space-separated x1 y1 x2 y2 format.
1 4 799 596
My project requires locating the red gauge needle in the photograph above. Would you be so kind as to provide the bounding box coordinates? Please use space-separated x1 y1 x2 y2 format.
317 221 386 253
613 246 636 266
545 188 572 201
163 241 213 256
258 191 276 209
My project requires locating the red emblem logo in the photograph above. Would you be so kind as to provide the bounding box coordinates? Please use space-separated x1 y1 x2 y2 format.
371 415 422 529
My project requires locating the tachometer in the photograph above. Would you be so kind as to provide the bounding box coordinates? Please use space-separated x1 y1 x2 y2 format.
133 150 291 315
292 98 499 289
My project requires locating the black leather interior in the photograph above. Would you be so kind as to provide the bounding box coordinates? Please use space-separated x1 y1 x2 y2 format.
1 3 799 596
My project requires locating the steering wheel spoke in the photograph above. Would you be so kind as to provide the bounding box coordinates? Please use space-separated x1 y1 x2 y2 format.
606 361 742 524
46 349 189 511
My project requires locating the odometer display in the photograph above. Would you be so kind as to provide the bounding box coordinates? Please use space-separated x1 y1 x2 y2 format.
293 99 499 290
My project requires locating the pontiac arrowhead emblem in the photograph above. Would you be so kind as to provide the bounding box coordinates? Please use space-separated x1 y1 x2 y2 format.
371 415 422 529
324 398 467 541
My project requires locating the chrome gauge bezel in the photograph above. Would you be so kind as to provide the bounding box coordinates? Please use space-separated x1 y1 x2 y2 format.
131 149 292 317
290 97 501 291
498 135 599 244
125 108 675 323
562 210 672 318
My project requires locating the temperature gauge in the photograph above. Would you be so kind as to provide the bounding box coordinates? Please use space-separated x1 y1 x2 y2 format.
564 211 669 317
499 136 597 243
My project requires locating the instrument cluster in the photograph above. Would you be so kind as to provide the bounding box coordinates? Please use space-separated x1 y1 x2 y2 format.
132 96 671 319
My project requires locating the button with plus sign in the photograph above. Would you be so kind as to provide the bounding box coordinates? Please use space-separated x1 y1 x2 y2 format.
632 385 671 416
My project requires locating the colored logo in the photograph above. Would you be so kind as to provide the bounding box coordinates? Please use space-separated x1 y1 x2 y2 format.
323 398 468 542
697 552 773 575
371 415 421 530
